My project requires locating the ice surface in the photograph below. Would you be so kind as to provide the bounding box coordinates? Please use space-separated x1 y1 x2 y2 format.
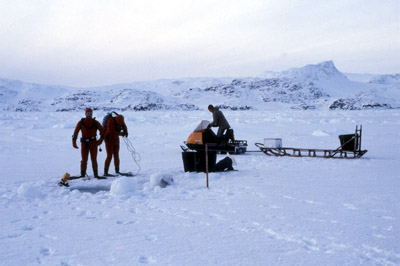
1 109 400 265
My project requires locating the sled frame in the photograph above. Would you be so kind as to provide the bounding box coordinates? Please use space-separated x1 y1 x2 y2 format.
256 125 367 159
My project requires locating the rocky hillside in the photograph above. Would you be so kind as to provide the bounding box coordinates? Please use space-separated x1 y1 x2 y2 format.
1 61 399 111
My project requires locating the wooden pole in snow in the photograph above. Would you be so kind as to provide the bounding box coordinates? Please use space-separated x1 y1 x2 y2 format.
206 144 209 188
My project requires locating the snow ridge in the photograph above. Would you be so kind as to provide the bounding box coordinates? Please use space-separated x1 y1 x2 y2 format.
0 61 399 112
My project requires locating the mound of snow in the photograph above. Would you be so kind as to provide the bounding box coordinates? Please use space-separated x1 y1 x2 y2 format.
149 173 174 188
17 183 45 198
110 177 138 196
312 130 330 137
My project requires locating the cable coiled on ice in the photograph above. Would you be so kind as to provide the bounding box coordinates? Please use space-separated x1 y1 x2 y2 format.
122 137 141 176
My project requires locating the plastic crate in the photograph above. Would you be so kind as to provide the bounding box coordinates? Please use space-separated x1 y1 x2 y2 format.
263 138 282 148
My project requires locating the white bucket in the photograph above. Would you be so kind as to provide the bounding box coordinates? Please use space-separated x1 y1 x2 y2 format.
264 138 282 148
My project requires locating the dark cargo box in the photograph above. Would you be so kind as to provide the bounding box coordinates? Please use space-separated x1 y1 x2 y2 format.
339 134 356 151
182 151 197 172
182 151 217 172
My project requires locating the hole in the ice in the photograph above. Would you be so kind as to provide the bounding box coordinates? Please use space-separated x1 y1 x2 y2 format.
70 185 110 194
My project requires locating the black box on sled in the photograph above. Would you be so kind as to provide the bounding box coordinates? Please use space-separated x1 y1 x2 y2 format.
339 134 356 151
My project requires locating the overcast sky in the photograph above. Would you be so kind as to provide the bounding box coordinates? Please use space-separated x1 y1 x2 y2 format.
0 0 399 87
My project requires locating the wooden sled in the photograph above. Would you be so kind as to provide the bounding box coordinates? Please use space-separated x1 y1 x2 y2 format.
255 125 367 159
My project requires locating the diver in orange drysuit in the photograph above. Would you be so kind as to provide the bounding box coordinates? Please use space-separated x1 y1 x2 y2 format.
104 114 128 176
72 108 105 178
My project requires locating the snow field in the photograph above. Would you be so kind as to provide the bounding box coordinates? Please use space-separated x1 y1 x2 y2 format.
0 110 400 265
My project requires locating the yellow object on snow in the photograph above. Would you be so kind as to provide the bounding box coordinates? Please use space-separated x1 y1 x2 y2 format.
62 173 70 182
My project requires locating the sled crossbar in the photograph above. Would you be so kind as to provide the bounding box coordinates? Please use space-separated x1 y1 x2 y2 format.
255 125 367 159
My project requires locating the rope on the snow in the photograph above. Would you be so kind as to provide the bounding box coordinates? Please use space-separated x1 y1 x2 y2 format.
123 137 141 176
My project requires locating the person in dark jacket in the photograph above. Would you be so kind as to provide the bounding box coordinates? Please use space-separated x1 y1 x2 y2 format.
207 104 231 140
72 108 104 178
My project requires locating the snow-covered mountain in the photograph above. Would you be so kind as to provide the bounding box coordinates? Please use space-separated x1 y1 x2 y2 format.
1 61 399 112
369 73 400 85
0 79 198 112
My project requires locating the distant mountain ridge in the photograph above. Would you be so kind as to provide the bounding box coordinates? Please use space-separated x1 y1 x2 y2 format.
1 61 399 112
280 61 348 81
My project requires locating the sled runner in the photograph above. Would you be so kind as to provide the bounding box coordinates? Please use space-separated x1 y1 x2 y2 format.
183 120 247 154
255 125 367 159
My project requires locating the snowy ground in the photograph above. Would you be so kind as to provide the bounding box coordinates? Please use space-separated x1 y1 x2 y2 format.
1 109 400 265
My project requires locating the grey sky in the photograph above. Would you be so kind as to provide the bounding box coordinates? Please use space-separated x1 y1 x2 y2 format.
0 0 399 87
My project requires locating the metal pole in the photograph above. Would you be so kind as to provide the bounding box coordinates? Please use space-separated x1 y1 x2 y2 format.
359 125 362 151
206 144 209 188
354 125 358 152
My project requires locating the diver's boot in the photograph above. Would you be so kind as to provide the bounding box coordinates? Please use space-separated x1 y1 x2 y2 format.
80 170 86 178
104 168 114 177
94 170 107 179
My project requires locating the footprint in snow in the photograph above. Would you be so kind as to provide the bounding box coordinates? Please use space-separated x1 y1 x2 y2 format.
373 233 386 239
22 225 34 231
381 216 396 220
344 203 358 210
303 199 322 205
302 238 320 252
139 256 156 264
116 220 135 225
144 235 158 242
282 195 294 200
77 211 87 217
7 233 23 239
40 247 52 256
